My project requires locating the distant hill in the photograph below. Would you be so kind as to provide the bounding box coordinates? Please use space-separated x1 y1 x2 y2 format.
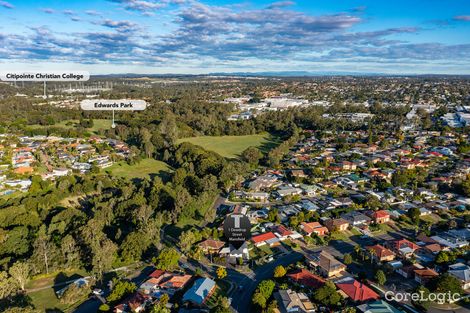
93 72 470 79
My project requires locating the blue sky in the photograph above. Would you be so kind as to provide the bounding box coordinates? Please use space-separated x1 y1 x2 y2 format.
0 0 469 74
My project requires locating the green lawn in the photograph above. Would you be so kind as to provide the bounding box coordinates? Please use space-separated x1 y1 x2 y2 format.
176 133 280 158
28 288 83 312
29 288 64 311
105 158 173 180
29 119 113 133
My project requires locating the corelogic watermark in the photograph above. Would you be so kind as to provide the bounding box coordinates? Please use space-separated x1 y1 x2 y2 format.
385 290 461 304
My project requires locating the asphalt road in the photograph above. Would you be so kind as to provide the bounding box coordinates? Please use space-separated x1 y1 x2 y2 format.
228 251 304 313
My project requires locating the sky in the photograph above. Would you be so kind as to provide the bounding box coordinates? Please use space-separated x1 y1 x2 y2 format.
0 0 469 75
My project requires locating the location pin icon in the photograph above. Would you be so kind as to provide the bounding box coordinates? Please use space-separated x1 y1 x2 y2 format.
223 214 251 250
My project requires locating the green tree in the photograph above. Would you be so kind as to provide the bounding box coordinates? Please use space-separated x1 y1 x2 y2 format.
241 146 262 166
343 253 353 265
60 282 90 305
252 280 275 309
154 248 180 271
412 286 431 310
9 262 30 291
408 207 421 225
252 291 267 309
313 281 341 306
273 265 287 278
462 176 470 196
91 238 117 280
0 271 16 299
435 251 455 265
432 274 463 297
217 267 227 279
375 270 386 285
179 230 199 254
107 279 136 303
151 293 171 313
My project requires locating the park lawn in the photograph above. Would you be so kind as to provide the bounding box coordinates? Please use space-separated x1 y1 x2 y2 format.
28 119 113 134
176 133 280 158
28 288 80 312
105 159 173 180
26 269 89 290
88 119 113 132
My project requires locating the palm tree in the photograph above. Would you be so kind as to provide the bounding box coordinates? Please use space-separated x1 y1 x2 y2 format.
368 248 377 264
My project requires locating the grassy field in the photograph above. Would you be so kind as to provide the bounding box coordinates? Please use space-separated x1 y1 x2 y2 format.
176 133 280 158
29 288 73 312
105 158 173 180
27 269 89 313
29 119 113 133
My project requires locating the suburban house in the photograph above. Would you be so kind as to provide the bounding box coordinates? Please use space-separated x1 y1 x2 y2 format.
341 211 371 227
139 270 192 296
182 278 216 306
287 269 326 289
341 161 357 171
366 245 395 263
317 251 346 278
290 169 308 179
386 239 420 258
367 210 391 224
251 232 281 247
272 225 303 240
414 267 439 284
335 277 379 303
198 239 225 254
275 289 315 313
248 175 278 191
244 192 270 202
277 185 303 197
397 264 422 279
448 263 470 290
300 222 329 236
422 243 444 255
114 292 151 313
323 218 349 232
219 242 250 262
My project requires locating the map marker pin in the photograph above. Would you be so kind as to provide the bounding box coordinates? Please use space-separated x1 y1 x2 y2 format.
223 214 251 250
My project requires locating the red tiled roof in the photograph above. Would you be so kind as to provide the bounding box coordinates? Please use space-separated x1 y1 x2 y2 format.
325 218 349 227
128 292 151 311
391 239 419 251
301 222 322 234
287 269 326 288
336 278 379 302
251 232 276 243
149 269 165 279
199 239 225 250
273 225 293 237
160 274 192 289
414 268 439 278
424 243 442 253
372 210 390 219
366 245 395 259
